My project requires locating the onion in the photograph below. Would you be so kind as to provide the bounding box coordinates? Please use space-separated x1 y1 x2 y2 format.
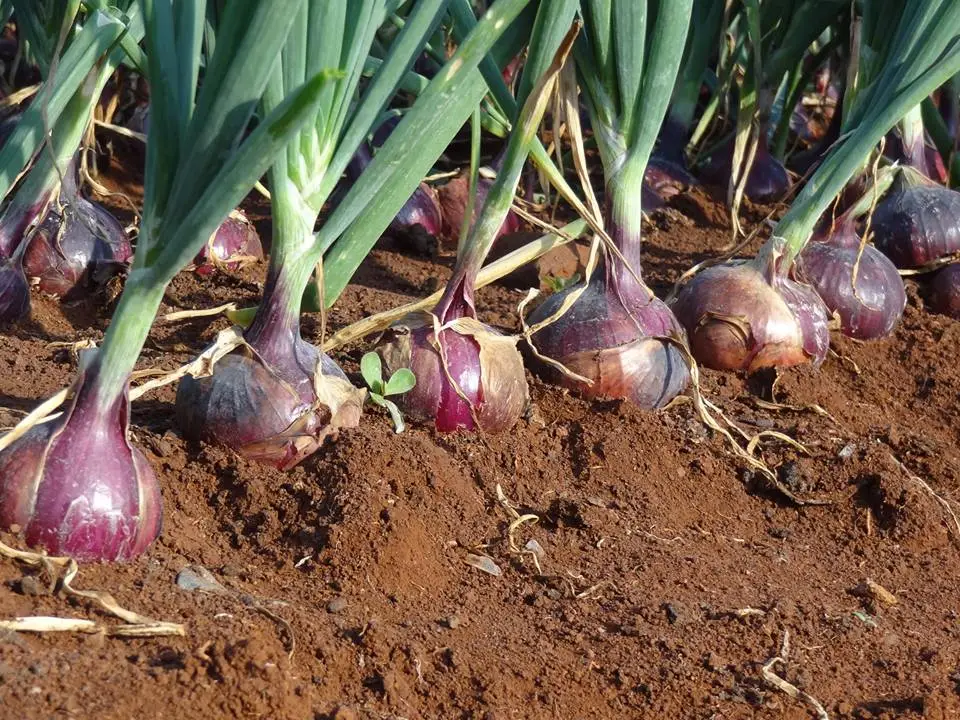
526 261 689 409
0 356 161 560
0 188 59 323
193 210 264 276
176 270 364 469
377 308 528 432
699 132 790 203
642 154 697 210
671 253 829 372
0 260 30 322
928 263 960 319
347 141 442 249
22 159 132 298
437 171 521 245
871 171 960 268
795 222 906 339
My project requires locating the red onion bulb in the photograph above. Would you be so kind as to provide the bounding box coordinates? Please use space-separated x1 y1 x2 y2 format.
176 334 363 470
796 224 906 340
377 311 528 433
525 272 690 409
872 180 960 268
22 162 132 298
928 263 960 319
671 257 829 372
193 210 264 276
437 173 521 246
699 133 790 204
0 360 161 560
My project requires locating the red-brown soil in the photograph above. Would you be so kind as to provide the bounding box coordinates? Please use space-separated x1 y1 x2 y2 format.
1 172 959 720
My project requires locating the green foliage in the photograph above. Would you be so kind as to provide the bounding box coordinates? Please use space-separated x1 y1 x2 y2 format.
360 352 416 433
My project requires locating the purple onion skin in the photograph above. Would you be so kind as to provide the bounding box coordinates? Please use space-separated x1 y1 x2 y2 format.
193 212 264 276
389 183 443 241
0 194 55 323
176 271 364 469
643 117 698 209
671 258 829 373
872 184 960 268
437 173 522 245
0 365 161 561
928 264 960 319
0 259 30 323
348 141 443 246
796 226 906 340
699 134 790 203
527 271 690 409
22 166 132 298
378 311 528 433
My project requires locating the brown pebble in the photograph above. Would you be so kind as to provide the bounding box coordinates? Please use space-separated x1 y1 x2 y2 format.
327 596 348 614
445 615 460 630
852 578 898 606
332 706 358 720
19 575 43 596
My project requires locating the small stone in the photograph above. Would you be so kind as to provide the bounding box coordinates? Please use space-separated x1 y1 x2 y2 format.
663 603 680 624
332 706 358 720
704 652 724 672
851 578 898 607
327 596 348 614
19 575 43 596
838 443 856 460
176 566 228 594
464 553 502 576
220 564 242 577
767 526 791 540
445 615 460 630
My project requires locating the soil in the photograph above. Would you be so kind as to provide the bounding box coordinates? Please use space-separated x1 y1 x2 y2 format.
1 163 960 720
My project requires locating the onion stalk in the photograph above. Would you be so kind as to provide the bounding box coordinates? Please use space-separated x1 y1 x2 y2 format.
524 0 693 410
376 3 578 433
674 0 960 371
178 0 540 455
0 0 331 561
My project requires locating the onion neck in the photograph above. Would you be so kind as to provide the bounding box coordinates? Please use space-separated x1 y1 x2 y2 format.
899 103 930 178
245 179 318 366
605 157 646 290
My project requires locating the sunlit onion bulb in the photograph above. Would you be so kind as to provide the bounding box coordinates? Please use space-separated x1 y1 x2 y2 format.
671 258 829 372
872 182 960 268
176 335 363 470
377 311 528 433
796 225 906 340
0 362 161 560
928 264 960 319
22 193 132 298
193 210 264 276
526 273 690 409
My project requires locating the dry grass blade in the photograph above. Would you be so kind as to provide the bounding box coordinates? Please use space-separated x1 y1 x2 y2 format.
163 302 240 322
0 388 70 453
0 616 99 633
129 326 245 401
677 343 826 506
886 451 960 538
0 539 185 637
321 220 586 351
761 632 830 720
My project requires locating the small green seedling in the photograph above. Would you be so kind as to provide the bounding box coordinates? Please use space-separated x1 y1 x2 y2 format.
360 352 416 434
543 272 581 294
